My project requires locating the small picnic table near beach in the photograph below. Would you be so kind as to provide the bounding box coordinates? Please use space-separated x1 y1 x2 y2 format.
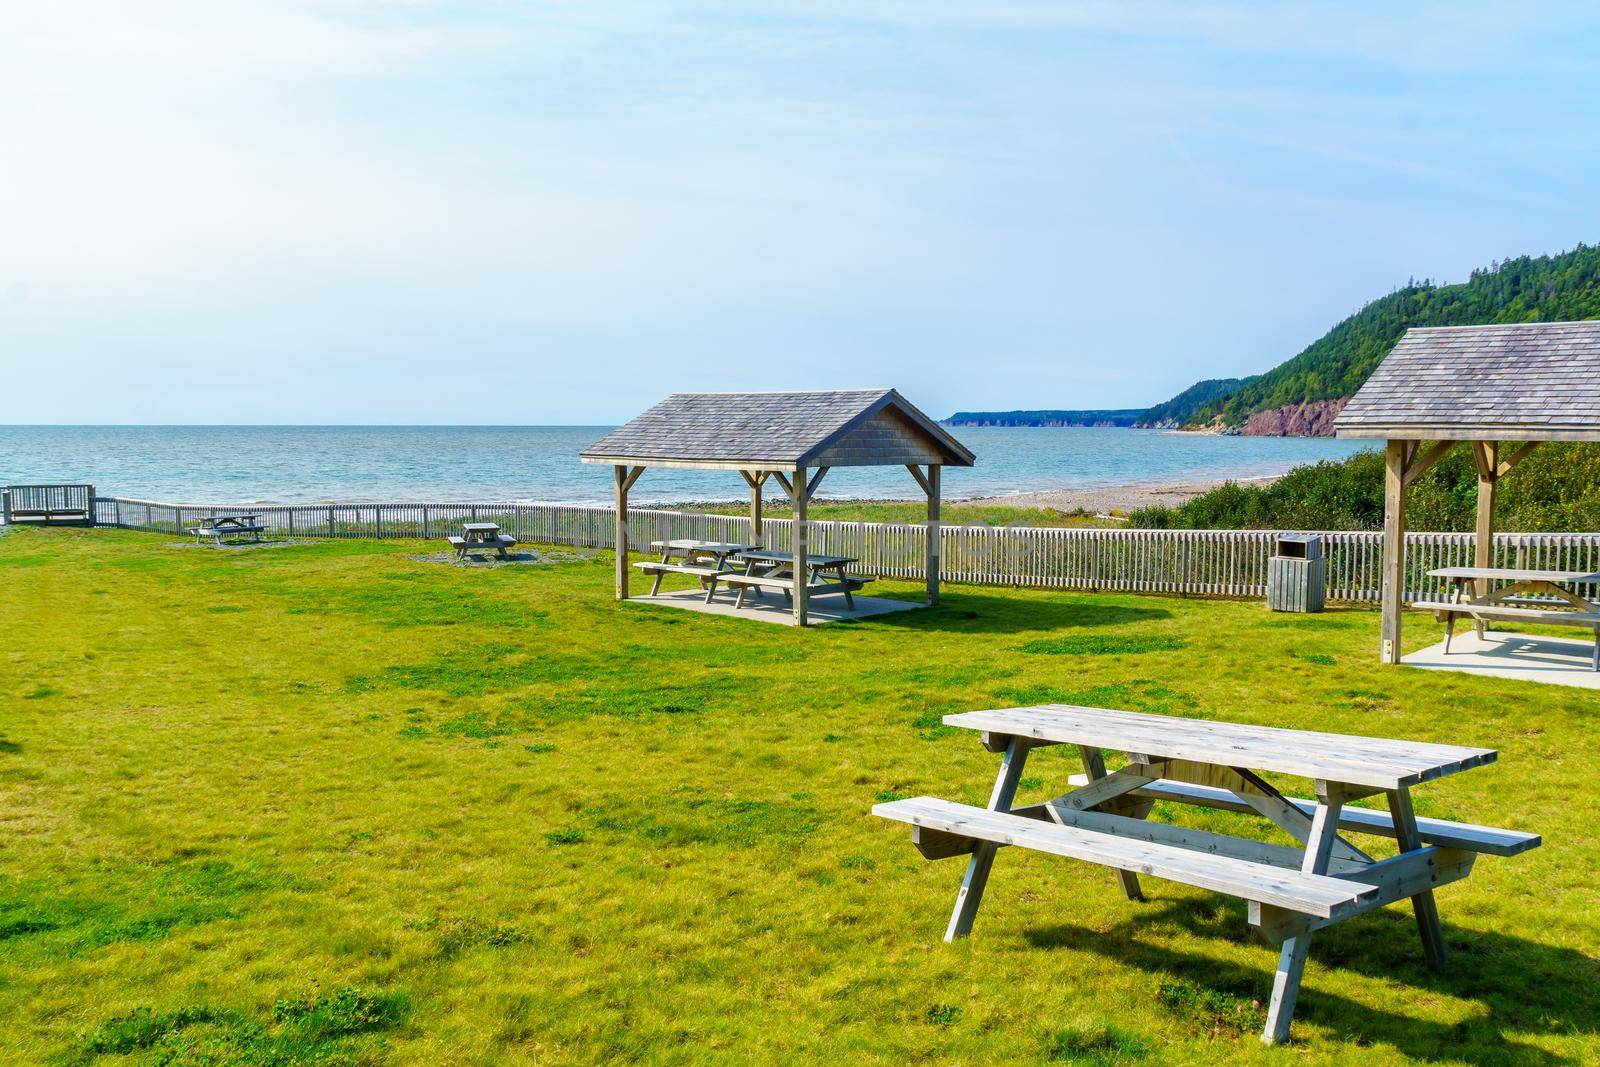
448 521 518 560
636 539 755 602
874 703 1539 1045
726 548 871 609
189 514 267 546
1414 566 1600 670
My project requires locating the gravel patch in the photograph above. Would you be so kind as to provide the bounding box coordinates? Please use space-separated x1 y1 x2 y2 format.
408 549 592 568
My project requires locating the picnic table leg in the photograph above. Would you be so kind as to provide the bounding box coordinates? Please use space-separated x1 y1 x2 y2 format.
1387 786 1449 970
1079 746 1144 901
1263 783 1349 1045
945 736 1029 942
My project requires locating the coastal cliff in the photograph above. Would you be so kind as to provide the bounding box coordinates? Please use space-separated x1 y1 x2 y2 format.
1239 398 1348 437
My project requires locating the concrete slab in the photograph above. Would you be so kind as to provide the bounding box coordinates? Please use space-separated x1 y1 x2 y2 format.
1404 630 1600 689
626 587 925 625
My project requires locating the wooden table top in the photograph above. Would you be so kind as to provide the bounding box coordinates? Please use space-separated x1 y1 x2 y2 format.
1429 566 1600 583
945 705 1497 790
462 522 501 532
651 539 753 553
735 548 857 567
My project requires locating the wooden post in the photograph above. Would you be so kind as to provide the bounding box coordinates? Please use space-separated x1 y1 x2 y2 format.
614 464 630 600
1388 786 1449 971
1263 782 1349 1045
791 467 808 626
85 484 96 527
1380 440 1407 664
1473 442 1498 637
945 736 1029 941
751 470 764 547
927 464 941 604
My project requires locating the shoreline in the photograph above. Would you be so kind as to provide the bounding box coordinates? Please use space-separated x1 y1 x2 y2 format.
640 474 1279 515
951 474 1279 513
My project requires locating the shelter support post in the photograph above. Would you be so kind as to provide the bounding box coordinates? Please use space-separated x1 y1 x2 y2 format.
1380 440 1407 664
741 469 769 546
919 464 942 604
614 464 644 600
1472 442 1499 636
791 467 808 626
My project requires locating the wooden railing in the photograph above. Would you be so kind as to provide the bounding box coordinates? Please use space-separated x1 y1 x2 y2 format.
91 496 1600 604
3 484 95 524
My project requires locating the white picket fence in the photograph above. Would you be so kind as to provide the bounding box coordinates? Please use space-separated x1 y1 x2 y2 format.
92 496 1600 604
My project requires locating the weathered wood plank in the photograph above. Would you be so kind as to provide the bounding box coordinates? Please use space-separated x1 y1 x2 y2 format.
1065 775 1540 856
874 797 1376 919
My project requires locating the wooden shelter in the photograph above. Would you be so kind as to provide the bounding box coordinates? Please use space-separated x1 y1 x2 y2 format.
1334 321 1600 663
580 389 975 625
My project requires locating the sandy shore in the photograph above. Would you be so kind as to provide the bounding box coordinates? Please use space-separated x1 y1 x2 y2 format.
954 474 1280 514
651 474 1280 516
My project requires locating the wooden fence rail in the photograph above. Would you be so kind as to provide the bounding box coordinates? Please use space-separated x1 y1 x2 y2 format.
90 496 1600 604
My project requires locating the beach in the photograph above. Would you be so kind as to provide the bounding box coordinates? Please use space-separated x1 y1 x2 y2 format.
955 474 1280 514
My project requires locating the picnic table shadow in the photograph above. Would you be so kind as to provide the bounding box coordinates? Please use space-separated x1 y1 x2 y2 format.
859 591 1172 635
1020 895 1597 1063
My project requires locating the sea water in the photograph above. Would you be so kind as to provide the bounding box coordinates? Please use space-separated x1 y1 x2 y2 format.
0 425 1373 505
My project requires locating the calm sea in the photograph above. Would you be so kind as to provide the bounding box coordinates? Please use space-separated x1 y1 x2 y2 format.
0 425 1374 505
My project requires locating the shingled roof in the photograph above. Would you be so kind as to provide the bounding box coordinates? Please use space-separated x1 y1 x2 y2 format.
1335 321 1600 441
580 389 976 469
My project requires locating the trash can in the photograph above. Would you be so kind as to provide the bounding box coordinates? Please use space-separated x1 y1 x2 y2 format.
1267 534 1324 613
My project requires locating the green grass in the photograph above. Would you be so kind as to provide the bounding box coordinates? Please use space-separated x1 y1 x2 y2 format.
0 527 1594 1063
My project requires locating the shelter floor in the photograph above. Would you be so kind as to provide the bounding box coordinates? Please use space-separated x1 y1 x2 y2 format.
1403 630 1600 689
627 587 924 625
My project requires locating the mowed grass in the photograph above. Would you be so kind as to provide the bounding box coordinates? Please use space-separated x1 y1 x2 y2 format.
0 527 1595 1064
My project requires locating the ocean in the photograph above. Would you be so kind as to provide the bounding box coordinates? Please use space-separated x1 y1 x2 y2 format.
0 425 1375 506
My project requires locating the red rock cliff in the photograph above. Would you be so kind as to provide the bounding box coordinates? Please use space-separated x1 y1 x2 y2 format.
1239 397 1349 437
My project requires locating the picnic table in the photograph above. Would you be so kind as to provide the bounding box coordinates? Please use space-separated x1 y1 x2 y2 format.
447 521 518 560
1416 566 1600 670
189 514 267 546
725 548 872 610
635 540 755 602
874 703 1539 1044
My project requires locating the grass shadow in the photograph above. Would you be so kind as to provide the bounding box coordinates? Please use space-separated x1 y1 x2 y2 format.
861 591 1173 635
1021 896 1596 1062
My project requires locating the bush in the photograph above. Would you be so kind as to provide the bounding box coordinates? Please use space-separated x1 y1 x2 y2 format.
1130 443 1600 531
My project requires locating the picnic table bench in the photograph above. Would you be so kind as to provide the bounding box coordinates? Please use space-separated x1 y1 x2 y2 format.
1414 566 1600 669
874 703 1538 1044
725 549 872 609
189 514 267 545
634 540 754 602
447 521 517 560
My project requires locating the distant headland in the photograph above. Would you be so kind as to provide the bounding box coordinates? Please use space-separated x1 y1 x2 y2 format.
942 242 1600 438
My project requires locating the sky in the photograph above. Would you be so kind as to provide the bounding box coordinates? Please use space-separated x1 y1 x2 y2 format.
3 2 1599 424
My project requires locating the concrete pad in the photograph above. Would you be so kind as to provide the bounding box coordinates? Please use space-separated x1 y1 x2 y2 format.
627 587 925 625
1404 630 1600 689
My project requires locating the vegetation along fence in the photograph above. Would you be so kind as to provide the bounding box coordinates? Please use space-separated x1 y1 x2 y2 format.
91 496 1600 605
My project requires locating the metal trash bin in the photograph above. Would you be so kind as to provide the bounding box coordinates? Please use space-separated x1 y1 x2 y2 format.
1267 534 1324 613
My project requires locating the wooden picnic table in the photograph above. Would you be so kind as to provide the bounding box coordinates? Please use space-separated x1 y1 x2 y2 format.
726 548 872 610
190 513 267 545
874 704 1539 1045
1416 566 1600 669
635 539 756 602
448 521 518 560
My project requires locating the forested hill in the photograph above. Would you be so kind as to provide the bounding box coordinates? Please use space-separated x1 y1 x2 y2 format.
1184 243 1600 429
1134 377 1253 428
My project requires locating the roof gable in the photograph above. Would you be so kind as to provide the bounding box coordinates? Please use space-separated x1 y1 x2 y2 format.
580 389 976 468
1334 321 1600 441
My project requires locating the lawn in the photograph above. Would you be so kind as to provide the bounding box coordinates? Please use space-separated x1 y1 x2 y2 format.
1 527 1593 1064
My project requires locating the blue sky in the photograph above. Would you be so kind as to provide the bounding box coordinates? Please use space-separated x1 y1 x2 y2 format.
4 2 1599 424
